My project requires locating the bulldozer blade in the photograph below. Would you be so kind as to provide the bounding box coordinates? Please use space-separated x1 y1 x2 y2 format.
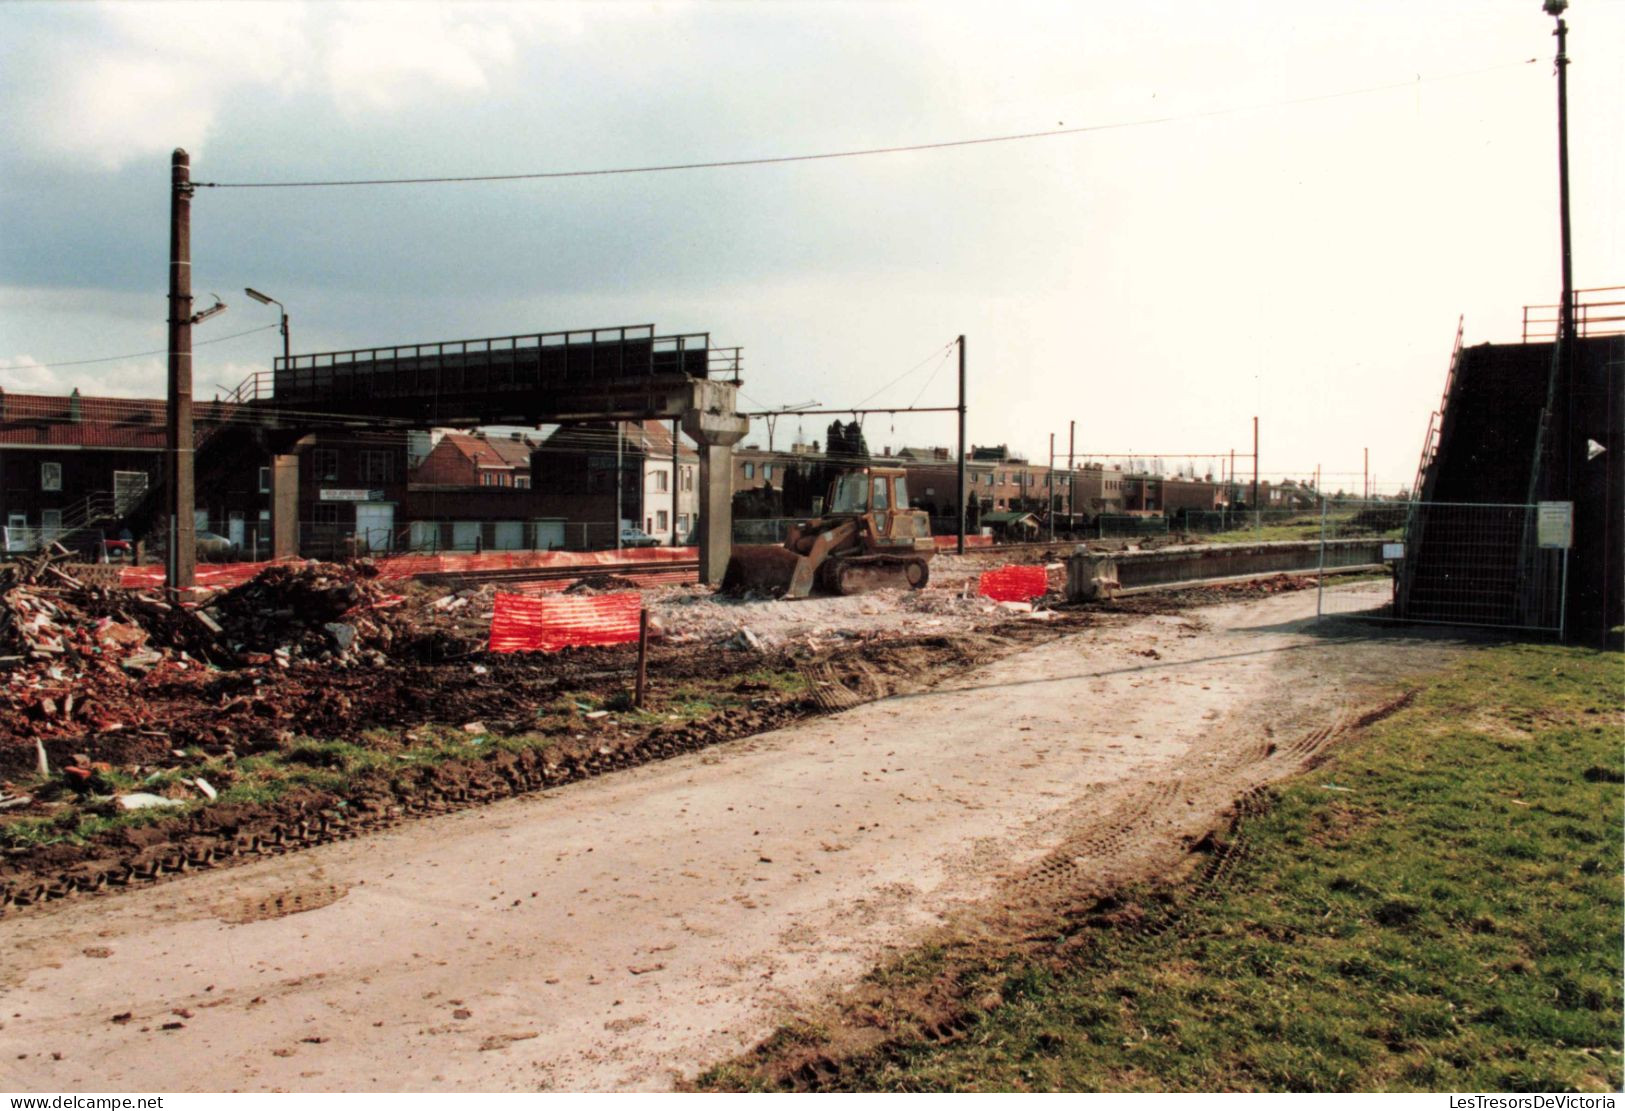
720 545 801 597
786 555 818 599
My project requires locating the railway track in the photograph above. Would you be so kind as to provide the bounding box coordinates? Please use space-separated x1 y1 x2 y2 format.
414 558 700 593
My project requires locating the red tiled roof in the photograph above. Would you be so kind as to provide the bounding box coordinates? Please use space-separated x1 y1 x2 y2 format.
436 431 534 470
0 391 168 450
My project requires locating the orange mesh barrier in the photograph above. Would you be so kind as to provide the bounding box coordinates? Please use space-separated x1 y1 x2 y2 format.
977 564 1049 602
488 591 643 653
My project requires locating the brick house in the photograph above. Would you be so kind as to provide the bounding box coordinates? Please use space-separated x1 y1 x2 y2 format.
0 389 165 552
413 430 535 490
531 420 697 549
1072 464 1127 515
299 432 411 555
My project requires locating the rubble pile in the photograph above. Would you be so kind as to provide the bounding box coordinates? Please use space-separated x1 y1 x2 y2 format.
206 561 405 666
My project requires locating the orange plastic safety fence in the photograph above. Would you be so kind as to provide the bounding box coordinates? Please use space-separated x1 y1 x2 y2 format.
488 591 643 654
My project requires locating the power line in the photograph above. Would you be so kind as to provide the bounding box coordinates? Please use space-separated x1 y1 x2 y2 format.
192 59 1536 191
7 323 280 371
853 342 957 409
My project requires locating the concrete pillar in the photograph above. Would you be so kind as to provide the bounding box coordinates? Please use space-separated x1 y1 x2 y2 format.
681 381 748 585
270 453 299 559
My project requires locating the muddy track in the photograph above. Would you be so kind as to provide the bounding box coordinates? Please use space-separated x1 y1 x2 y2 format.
0 618 1106 919
721 690 1418 1093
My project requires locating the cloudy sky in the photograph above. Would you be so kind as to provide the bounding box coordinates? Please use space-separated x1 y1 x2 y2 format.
1 0 1619 492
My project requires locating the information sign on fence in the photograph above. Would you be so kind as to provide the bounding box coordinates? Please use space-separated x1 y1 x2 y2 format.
1537 501 1573 550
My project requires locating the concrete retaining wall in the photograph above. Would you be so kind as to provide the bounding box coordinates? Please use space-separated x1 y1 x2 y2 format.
1066 539 1385 602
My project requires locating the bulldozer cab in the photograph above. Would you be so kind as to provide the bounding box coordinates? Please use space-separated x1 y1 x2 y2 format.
825 466 921 544
723 464 935 598
827 467 908 512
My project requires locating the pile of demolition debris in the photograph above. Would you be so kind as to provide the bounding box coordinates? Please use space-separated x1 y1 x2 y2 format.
0 560 422 747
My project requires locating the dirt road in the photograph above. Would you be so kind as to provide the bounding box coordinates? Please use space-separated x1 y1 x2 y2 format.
0 587 1462 1091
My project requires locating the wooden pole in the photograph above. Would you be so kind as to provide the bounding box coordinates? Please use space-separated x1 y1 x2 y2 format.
634 608 649 708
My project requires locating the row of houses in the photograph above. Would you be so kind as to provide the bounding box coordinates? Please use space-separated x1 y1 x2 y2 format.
0 386 1319 557
0 388 704 556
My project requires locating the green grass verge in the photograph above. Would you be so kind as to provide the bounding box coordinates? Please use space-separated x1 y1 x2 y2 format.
2 664 815 852
718 642 1624 1092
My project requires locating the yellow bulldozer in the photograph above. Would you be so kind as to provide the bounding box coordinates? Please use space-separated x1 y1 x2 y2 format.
722 465 937 597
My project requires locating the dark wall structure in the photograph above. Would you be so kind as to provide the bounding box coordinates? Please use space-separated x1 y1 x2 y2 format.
1406 334 1621 641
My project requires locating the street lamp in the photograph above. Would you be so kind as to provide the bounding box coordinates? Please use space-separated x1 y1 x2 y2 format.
244 287 289 365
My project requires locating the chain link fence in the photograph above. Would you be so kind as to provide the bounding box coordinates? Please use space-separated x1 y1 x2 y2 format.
1317 500 1566 633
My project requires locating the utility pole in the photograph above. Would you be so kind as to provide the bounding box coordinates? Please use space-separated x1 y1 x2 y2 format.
1067 419 1075 535
615 422 623 550
165 149 196 596
1047 432 1056 541
1251 416 1259 511
1550 0 1576 499
956 335 967 555
671 417 680 547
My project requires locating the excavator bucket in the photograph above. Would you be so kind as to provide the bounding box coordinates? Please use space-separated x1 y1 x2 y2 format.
720 545 802 597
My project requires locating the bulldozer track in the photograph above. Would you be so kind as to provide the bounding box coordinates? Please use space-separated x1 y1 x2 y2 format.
0 703 817 920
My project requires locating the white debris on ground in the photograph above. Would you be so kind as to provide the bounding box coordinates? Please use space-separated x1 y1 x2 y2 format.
645 577 1052 654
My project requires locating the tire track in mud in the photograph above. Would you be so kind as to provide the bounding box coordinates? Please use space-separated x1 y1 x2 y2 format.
736 689 1418 1092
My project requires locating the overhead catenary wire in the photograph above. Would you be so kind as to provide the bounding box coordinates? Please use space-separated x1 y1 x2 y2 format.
190 58 1537 191
6 323 281 371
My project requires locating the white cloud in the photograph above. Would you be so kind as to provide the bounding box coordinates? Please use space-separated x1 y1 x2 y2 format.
3 1 594 169
0 353 165 397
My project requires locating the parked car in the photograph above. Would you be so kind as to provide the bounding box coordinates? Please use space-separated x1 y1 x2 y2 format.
618 526 662 549
150 531 241 562
197 531 240 560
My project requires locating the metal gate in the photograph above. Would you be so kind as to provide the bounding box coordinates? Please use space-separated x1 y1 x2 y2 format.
1316 499 1568 634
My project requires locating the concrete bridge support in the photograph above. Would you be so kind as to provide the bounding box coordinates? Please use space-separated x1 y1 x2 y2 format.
682 382 749 585
270 453 300 559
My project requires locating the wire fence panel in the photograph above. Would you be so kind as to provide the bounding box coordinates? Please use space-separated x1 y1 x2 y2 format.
1316 500 1564 631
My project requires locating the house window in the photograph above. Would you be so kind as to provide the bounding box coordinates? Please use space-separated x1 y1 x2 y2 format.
258 467 271 494
682 467 694 491
763 463 773 480
313 503 342 526
113 470 149 514
743 462 756 480
654 470 669 493
40 461 62 491
311 449 339 481
515 475 530 489
481 472 494 487
360 450 394 484
41 509 62 537
677 513 690 535
656 510 668 532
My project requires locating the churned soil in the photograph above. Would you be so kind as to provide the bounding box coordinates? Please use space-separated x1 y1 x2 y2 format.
0 582 1470 1093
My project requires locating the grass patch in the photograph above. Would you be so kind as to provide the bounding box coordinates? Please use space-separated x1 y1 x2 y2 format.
1 662 815 854
711 642 1623 1092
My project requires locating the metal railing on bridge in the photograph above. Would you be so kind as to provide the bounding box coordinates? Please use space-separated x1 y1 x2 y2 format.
268 324 716 409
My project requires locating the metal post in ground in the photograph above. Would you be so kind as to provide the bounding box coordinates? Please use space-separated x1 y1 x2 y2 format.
956 334 967 555
1316 495 1328 620
1067 419 1075 539
1252 416 1260 539
1048 432 1056 541
1559 547 1569 642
